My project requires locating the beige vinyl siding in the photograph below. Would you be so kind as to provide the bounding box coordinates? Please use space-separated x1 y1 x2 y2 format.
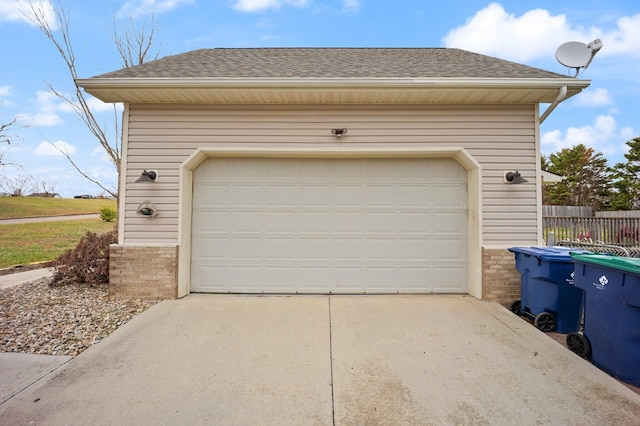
123 104 538 246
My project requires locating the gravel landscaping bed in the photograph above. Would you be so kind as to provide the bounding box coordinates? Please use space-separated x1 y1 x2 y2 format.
0 278 159 356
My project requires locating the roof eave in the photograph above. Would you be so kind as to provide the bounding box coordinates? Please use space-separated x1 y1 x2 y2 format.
76 77 591 104
77 76 589 89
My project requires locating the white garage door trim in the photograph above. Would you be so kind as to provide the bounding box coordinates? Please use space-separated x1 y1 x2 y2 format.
177 147 482 298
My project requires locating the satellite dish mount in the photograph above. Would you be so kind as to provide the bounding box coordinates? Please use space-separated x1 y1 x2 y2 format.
555 39 603 77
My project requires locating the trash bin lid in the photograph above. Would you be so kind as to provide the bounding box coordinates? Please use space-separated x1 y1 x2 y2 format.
570 253 640 275
508 246 587 262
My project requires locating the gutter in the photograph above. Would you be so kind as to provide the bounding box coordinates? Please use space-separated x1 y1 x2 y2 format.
539 85 568 124
75 77 587 90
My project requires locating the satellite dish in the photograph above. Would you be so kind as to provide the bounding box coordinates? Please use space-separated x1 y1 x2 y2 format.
555 39 603 77
555 42 591 68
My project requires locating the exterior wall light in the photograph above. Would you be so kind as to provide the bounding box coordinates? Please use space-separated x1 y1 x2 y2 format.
135 170 158 183
504 171 528 184
331 128 347 137
136 201 158 217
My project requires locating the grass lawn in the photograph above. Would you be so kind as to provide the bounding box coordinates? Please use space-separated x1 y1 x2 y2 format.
0 197 116 219
0 219 116 269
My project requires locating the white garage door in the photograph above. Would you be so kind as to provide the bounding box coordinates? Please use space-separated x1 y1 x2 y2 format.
191 157 468 294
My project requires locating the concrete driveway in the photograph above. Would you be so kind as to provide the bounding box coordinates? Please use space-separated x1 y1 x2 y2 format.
1 295 639 425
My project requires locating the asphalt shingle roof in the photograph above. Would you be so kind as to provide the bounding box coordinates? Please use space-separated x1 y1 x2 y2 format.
93 48 567 80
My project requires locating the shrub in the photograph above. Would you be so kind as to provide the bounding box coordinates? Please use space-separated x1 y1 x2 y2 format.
100 207 117 222
51 230 117 286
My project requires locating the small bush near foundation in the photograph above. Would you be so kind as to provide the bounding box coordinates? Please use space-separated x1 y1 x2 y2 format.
100 207 117 222
51 230 117 286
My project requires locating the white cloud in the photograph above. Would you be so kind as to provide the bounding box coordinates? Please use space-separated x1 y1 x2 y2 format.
34 140 76 157
342 0 360 12
601 14 640 58
117 0 195 19
571 88 613 107
541 115 633 158
443 3 581 62
0 0 57 29
233 0 309 13
16 90 71 127
0 85 13 98
442 3 639 63
620 127 635 141
16 112 62 127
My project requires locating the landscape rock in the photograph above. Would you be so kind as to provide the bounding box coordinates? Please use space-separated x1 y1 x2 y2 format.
0 278 158 356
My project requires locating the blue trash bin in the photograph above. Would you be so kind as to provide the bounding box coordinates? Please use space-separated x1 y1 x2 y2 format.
568 253 640 386
508 247 586 333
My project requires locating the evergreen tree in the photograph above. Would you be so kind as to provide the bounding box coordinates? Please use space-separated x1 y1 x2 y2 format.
611 136 640 210
543 144 612 210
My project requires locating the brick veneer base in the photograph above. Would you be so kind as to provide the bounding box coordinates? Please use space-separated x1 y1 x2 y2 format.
108 245 520 303
482 248 521 307
109 244 178 299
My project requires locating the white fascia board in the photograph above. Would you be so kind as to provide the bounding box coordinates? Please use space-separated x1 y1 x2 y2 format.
76 77 590 91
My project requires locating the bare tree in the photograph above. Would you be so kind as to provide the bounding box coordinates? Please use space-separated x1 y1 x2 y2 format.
30 176 58 197
0 174 32 197
22 0 162 199
113 14 163 68
0 118 20 167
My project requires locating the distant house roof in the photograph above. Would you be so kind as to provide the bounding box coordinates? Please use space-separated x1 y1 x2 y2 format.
541 170 564 184
77 48 590 104
28 192 61 198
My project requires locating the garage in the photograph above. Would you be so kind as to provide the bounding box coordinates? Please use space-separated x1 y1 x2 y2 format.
190 156 468 294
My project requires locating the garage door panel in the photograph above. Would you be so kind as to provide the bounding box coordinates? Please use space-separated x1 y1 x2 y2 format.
265 238 298 260
434 212 467 233
299 212 331 233
400 268 430 290
366 238 398 259
191 157 468 294
434 238 468 261
432 159 467 180
299 267 331 289
334 185 365 206
233 185 264 206
298 239 330 260
400 212 432 233
400 239 433 259
365 212 397 233
194 184 229 206
366 160 396 178
399 186 432 206
333 238 364 260
265 211 297 232
298 185 331 206
265 158 297 177
434 267 468 292
230 212 263 232
333 212 364 233
266 185 297 204
432 186 468 208
196 237 230 259
366 185 398 206
232 238 263 259
334 160 365 177
366 267 398 292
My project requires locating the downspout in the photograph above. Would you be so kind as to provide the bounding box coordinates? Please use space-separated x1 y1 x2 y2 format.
539 86 568 124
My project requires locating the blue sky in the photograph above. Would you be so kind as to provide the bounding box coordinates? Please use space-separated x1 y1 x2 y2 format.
1 0 639 197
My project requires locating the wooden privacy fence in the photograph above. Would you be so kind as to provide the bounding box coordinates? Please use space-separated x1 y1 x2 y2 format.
543 217 640 248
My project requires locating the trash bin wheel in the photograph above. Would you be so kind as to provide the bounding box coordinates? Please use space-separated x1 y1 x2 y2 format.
566 332 591 358
534 312 557 332
510 300 522 315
